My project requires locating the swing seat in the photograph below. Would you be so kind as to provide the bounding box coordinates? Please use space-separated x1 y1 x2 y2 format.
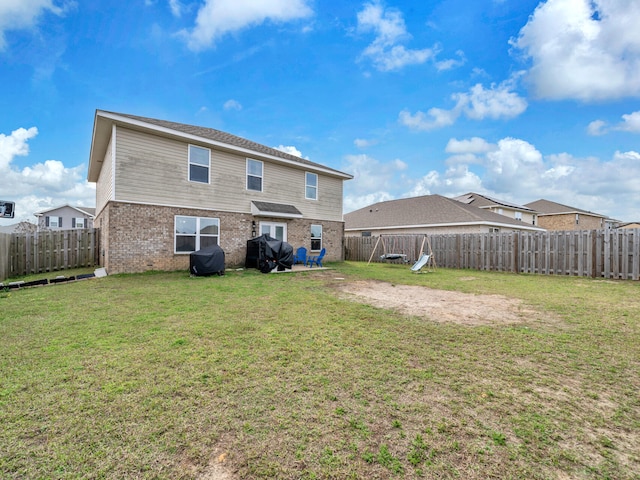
380 253 408 262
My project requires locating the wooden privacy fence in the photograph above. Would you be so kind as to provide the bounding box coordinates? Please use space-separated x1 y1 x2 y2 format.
344 229 640 280
0 229 100 282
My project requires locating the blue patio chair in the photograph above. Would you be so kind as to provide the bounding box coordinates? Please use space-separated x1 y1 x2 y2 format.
293 247 308 265
306 248 326 268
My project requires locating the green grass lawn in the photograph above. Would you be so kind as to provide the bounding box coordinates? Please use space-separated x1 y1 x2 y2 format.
1 263 639 479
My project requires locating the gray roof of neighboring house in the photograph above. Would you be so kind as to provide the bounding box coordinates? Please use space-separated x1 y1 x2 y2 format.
34 205 96 217
524 199 607 218
89 110 353 182
454 192 537 212
344 194 545 231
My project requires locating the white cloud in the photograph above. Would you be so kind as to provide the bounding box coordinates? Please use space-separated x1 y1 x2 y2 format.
342 153 408 212
0 127 95 225
354 138 377 148
399 77 527 131
180 0 313 51
445 137 494 154
511 0 640 101
408 166 482 198
435 50 466 72
169 0 182 17
223 99 242 111
587 119 608 136
455 81 527 120
422 136 640 220
274 145 303 157
588 110 640 136
0 0 66 50
345 135 640 220
616 111 640 133
356 1 437 71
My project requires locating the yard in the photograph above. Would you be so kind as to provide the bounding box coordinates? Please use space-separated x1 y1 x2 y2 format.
1 262 638 479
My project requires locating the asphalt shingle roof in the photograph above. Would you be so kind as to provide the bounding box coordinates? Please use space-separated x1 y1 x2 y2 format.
106 111 351 178
454 192 537 212
525 199 606 217
345 194 541 230
252 201 302 215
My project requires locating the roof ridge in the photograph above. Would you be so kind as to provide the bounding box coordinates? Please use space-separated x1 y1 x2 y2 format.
101 110 351 178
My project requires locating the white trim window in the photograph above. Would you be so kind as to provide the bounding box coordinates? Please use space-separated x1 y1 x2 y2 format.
246 159 263 192
305 172 317 200
260 221 287 242
188 145 210 183
310 224 322 251
46 216 61 228
73 218 86 228
175 216 220 253
515 212 522 221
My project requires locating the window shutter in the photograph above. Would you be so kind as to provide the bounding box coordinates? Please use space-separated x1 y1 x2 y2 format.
59 217 63 228
72 218 76 228
45 216 49 227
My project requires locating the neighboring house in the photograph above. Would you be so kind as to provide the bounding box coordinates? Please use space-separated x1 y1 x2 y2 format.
524 199 611 231
453 192 539 226
617 222 640 229
87 110 353 274
34 205 96 230
344 194 546 236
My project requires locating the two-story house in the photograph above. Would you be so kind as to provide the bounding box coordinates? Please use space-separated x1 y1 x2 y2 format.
87 110 353 274
453 192 539 226
34 205 95 230
524 199 611 231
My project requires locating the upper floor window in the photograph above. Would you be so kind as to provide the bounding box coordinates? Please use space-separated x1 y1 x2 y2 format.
73 218 86 228
305 172 317 200
515 212 522 221
46 216 61 228
247 159 263 192
175 216 219 253
189 145 210 183
576 214 580 225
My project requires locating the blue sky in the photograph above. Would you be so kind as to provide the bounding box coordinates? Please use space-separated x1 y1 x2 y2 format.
1 0 640 226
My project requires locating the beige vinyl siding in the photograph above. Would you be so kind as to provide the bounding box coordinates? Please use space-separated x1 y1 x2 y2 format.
96 136 114 214
114 127 344 222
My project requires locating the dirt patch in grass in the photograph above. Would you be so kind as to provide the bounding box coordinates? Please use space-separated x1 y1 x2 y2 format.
336 279 557 326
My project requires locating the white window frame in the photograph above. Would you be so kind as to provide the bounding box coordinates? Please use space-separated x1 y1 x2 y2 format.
188 145 211 184
48 216 60 228
246 159 263 192
515 212 522 221
74 218 86 228
310 224 322 251
305 172 318 200
260 221 287 242
174 215 220 254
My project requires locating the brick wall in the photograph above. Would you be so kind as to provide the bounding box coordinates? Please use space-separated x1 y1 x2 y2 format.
96 201 344 274
538 213 604 231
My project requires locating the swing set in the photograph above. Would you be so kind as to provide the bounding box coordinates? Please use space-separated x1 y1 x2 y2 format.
367 235 436 272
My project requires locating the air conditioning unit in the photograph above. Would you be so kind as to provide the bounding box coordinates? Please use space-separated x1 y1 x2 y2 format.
0 201 15 219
